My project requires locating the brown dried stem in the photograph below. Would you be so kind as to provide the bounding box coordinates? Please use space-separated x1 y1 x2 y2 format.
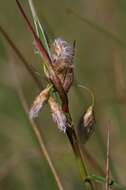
10 60 64 190
105 123 110 190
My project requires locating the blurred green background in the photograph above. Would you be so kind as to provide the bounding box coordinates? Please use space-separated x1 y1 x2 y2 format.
0 0 126 189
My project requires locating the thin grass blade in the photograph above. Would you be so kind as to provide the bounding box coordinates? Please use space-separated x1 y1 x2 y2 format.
16 0 51 65
105 123 110 190
27 0 51 57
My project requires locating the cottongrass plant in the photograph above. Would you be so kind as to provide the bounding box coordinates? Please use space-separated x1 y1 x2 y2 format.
16 0 95 189
0 0 125 189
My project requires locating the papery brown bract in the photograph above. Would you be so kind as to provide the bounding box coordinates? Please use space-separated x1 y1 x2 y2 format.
48 97 67 133
29 86 51 119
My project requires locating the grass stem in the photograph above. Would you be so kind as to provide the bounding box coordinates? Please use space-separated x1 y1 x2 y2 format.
11 60 64 190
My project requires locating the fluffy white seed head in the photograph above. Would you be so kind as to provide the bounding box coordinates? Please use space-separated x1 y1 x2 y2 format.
51 38 74 92
51 37 74 65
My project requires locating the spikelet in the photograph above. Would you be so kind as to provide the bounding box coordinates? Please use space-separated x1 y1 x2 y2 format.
77 106 95 143
48 97 67 133
52 38 74 65
51 38 74 92
29 86 50 119
83 106 94 128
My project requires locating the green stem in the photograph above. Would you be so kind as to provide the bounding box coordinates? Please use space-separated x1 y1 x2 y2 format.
66 114 94 189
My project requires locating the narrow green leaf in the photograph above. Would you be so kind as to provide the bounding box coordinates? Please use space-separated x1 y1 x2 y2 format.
28 0 51 57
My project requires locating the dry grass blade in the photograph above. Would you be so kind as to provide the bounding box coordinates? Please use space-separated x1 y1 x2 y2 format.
105 123 110 190
19 96 64 190
9 60 64 190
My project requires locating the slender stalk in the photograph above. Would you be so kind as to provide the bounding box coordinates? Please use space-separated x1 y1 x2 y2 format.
27 0 39 35
10 60 64 190
105 123 110 190
27 0 51 57
96 109 119 181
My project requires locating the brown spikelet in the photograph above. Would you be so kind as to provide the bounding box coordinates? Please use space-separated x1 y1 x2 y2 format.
29 86 51 119
48 97 67 133
77 106 95 144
